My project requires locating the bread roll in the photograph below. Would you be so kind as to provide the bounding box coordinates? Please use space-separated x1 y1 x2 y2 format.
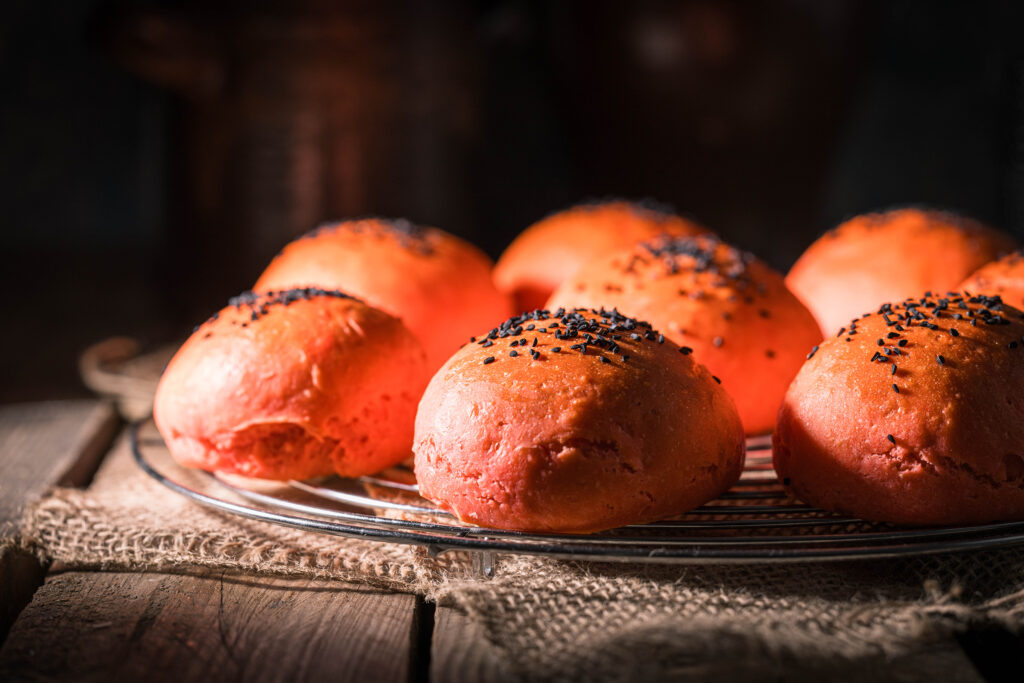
774 292 1024 525
414 307 745 533
546 234 821 434
154 288 430 480
960 251 1024 311
255 218 512 369
786 208 1016 337
493 200 709 313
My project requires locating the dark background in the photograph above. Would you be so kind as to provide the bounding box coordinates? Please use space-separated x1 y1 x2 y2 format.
3 0 1024 402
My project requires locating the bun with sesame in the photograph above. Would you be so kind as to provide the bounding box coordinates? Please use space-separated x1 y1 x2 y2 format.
493 200 710 313
545 234 821 435
960 251 1024 311
154 288 430 480
413 308 745 533
254 218 512 370
774 292 1024 525
787 207 1016 337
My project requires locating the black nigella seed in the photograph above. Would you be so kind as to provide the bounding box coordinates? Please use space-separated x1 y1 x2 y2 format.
887 434 895 444
898 339 908 347
482 340 493 347
600 356 610 364
887 332 900 339
658 334 665 344
1010 341 1020 349
552 347 561 353
950 328 960 337
532 337 538 347
937 354 945 365
679 346 693 355
469 336 476 343
891 364 897 375
509 350 519 357
482 356 495 365
877 339 884 346
712 375 722 384
892 383 900 393
807 345 819 360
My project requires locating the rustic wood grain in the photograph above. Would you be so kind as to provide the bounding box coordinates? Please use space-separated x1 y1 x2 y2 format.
0 400 120 526
430 605 511 683
0 400 120 645
0 570 419 683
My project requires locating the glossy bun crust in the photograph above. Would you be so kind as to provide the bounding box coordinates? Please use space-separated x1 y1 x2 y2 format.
774 293 1024 525
546 235 821 434
414 308 745 533
960 251 1024 311
154 288 430 480
493 200 709 313
787 208 1016 337
255 218 512 369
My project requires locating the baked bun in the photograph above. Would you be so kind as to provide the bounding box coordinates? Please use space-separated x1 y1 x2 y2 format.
774 292 1024 525
787 208 1016 337
493 200 709 313
154 288 430 480
255 218 512 369
546 235 821 434
960 251 1024 311
414 308 745 533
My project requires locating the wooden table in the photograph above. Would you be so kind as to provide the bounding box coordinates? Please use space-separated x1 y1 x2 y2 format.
0 401 506 683
0 401 1019 682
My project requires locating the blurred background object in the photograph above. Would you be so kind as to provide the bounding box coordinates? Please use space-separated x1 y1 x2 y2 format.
3 0 1024 402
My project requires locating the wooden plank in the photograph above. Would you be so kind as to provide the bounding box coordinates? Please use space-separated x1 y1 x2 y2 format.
430 605 511 683
0 400 120 527
0 401 120 645
0 570 419 683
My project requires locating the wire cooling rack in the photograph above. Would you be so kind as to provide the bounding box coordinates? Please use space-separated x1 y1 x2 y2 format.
132 420 1024 572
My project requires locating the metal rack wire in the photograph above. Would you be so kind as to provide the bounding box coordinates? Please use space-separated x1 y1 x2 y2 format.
132 420 1024 571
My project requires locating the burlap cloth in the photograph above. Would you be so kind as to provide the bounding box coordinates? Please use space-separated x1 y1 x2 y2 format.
9 346 1019 680
7 430 1022 682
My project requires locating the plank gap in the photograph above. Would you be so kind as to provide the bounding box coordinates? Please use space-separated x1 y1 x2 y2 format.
954 622 1024 683
0 401 121 654
410 596 435 683
0 548 45 646
56 410 122 489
